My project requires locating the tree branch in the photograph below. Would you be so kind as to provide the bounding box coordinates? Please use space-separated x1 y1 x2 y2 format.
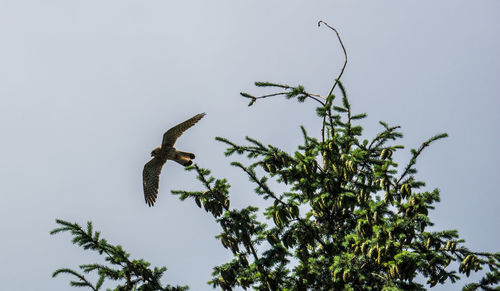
318 20 348 144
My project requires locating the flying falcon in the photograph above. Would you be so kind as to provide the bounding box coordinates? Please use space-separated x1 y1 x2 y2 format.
143 113 206 207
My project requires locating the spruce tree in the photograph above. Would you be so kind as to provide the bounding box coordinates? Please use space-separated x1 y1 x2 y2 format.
52 22 499 291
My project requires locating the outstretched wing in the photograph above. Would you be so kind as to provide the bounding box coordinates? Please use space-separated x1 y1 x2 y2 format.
162 113 206 148
143 157 167 207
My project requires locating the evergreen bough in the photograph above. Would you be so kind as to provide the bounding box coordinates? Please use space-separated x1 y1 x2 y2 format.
50 219 188 291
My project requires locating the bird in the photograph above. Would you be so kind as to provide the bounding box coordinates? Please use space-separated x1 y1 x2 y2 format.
143 113 206 207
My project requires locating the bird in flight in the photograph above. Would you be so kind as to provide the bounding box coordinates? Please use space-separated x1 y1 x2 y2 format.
143 113 206 207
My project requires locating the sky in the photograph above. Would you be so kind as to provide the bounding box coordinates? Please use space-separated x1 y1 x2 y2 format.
0 1 499 290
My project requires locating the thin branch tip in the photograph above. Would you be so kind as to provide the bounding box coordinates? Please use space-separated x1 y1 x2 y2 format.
318 21 348 143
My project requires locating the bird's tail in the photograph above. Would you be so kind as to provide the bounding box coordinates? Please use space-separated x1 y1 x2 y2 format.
173 151 195 166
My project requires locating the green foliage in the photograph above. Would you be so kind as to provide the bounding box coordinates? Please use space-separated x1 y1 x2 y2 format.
172 81 499 290
51 83 499 291
50 219 188 291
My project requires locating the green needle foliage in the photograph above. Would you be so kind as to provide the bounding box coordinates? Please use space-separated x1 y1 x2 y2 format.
171 80 499 290
50 219 188 291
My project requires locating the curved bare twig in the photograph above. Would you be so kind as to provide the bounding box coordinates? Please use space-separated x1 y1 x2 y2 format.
318 20 348 97
318 21 348 144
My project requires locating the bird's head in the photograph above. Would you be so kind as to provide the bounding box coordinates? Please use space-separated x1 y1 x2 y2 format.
151 147 161 157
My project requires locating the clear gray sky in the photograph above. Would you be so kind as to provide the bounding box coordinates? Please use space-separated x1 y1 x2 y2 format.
0 1 498 290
